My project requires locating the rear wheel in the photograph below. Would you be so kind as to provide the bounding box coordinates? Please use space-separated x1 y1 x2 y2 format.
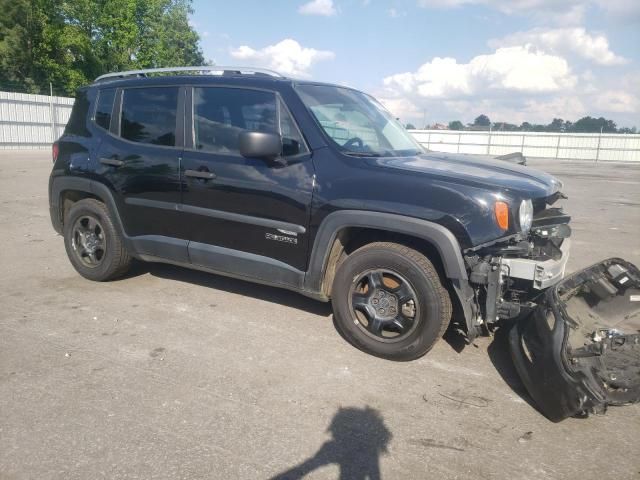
332 242 452 361
63 198 131 281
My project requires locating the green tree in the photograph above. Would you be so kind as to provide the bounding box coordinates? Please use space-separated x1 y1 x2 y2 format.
492 122 518 131
0 0 204 96
547 118 564 132
0 0 58 93
448 120 464 130
473 114 491 127
571 116 617 133
405 123 416 130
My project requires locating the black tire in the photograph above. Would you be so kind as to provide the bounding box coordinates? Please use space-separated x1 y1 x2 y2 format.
331 242 452 361
63 198 131 281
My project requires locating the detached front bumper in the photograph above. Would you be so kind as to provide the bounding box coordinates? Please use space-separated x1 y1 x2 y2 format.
510 258 640 422
502 238 571 290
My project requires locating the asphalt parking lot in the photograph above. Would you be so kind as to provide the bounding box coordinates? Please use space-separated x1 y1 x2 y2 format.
1 151 639 480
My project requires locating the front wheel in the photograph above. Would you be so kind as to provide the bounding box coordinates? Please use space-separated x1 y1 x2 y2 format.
331 242 452 361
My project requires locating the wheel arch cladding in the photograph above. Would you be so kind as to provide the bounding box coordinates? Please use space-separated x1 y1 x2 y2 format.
305 211 469 295
50 177 127 239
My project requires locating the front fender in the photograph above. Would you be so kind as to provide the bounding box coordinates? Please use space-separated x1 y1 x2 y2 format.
303 210 475 328
304 210 468 291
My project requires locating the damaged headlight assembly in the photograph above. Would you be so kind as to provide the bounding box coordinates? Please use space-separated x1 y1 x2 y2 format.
518 199 533 233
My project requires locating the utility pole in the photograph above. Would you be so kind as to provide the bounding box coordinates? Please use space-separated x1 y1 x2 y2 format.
595 126 603 162
49 82 56 143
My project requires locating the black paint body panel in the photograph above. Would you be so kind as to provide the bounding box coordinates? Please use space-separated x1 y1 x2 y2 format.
50 73 564 305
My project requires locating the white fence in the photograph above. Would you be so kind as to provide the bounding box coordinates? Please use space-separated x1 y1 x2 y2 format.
1 90 639 161
410 129 640 162
0 91 74 149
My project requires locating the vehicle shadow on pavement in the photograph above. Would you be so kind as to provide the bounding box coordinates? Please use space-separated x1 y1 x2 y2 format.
269 406 392 480
126 261 334 317
487 325 539 412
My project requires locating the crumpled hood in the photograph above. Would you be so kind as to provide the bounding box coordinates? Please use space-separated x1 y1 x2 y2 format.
376 151 563 198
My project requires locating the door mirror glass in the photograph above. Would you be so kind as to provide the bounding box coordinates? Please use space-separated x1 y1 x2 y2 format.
239 131 282 159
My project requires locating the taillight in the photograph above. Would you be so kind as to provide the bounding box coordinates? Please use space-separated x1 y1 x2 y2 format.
494 201 509 230
52 142 59 164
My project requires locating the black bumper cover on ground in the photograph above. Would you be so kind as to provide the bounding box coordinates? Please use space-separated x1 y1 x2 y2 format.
510 258 640 422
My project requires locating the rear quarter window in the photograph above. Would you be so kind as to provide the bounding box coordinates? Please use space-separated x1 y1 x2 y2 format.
94 88 116 130
64 90 90 137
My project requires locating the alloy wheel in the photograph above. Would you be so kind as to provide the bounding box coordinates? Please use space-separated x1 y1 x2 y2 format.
348 269 420 343
71 215 106 268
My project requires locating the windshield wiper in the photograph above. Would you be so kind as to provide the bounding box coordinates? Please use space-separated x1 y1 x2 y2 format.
344 151 382 157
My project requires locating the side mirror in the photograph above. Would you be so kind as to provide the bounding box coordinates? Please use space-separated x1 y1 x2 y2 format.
239 131 282 160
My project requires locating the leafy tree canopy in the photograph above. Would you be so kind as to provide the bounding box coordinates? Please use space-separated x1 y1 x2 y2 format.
437 114 635 134
0 0 204 95
473 114 491 126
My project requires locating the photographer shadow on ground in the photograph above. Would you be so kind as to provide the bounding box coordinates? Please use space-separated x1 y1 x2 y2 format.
270 406 392 480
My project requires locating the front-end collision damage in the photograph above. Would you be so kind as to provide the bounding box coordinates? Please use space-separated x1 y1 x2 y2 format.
510 258 640 422
463 190 572 336
461 187 640 422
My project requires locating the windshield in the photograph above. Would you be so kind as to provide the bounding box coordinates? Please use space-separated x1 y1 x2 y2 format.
296 84 424 157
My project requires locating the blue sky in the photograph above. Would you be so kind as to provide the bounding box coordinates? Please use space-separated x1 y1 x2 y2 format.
190 0 640 128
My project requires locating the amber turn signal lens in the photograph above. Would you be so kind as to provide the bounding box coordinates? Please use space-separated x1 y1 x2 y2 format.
494 201 509 230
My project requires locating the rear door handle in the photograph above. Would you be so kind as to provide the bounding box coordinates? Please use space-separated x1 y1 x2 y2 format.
100 157 124 167
185 169 216 180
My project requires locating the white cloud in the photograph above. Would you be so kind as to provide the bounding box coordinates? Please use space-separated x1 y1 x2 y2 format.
417 0 582 14
417 0 575 11
298 0 337 16
418 0 640 24
374 3 637 127
377 97 423 120
490 28 628 66
593 91 640 113
379 62 640 127
388 8 406 18
593 0 640 22
230 39 335 77
383 45 576 99
374 45 640 127
417 0 640 24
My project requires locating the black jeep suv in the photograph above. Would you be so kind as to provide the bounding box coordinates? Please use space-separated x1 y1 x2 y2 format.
49 66 572 363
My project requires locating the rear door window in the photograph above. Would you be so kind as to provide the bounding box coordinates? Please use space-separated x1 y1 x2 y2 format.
120 87 179 146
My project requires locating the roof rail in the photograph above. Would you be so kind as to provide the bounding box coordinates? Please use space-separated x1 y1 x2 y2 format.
94 66 284 82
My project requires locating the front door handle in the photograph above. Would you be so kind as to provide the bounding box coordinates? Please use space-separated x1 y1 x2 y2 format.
100 157 124 167
185 169 216 180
